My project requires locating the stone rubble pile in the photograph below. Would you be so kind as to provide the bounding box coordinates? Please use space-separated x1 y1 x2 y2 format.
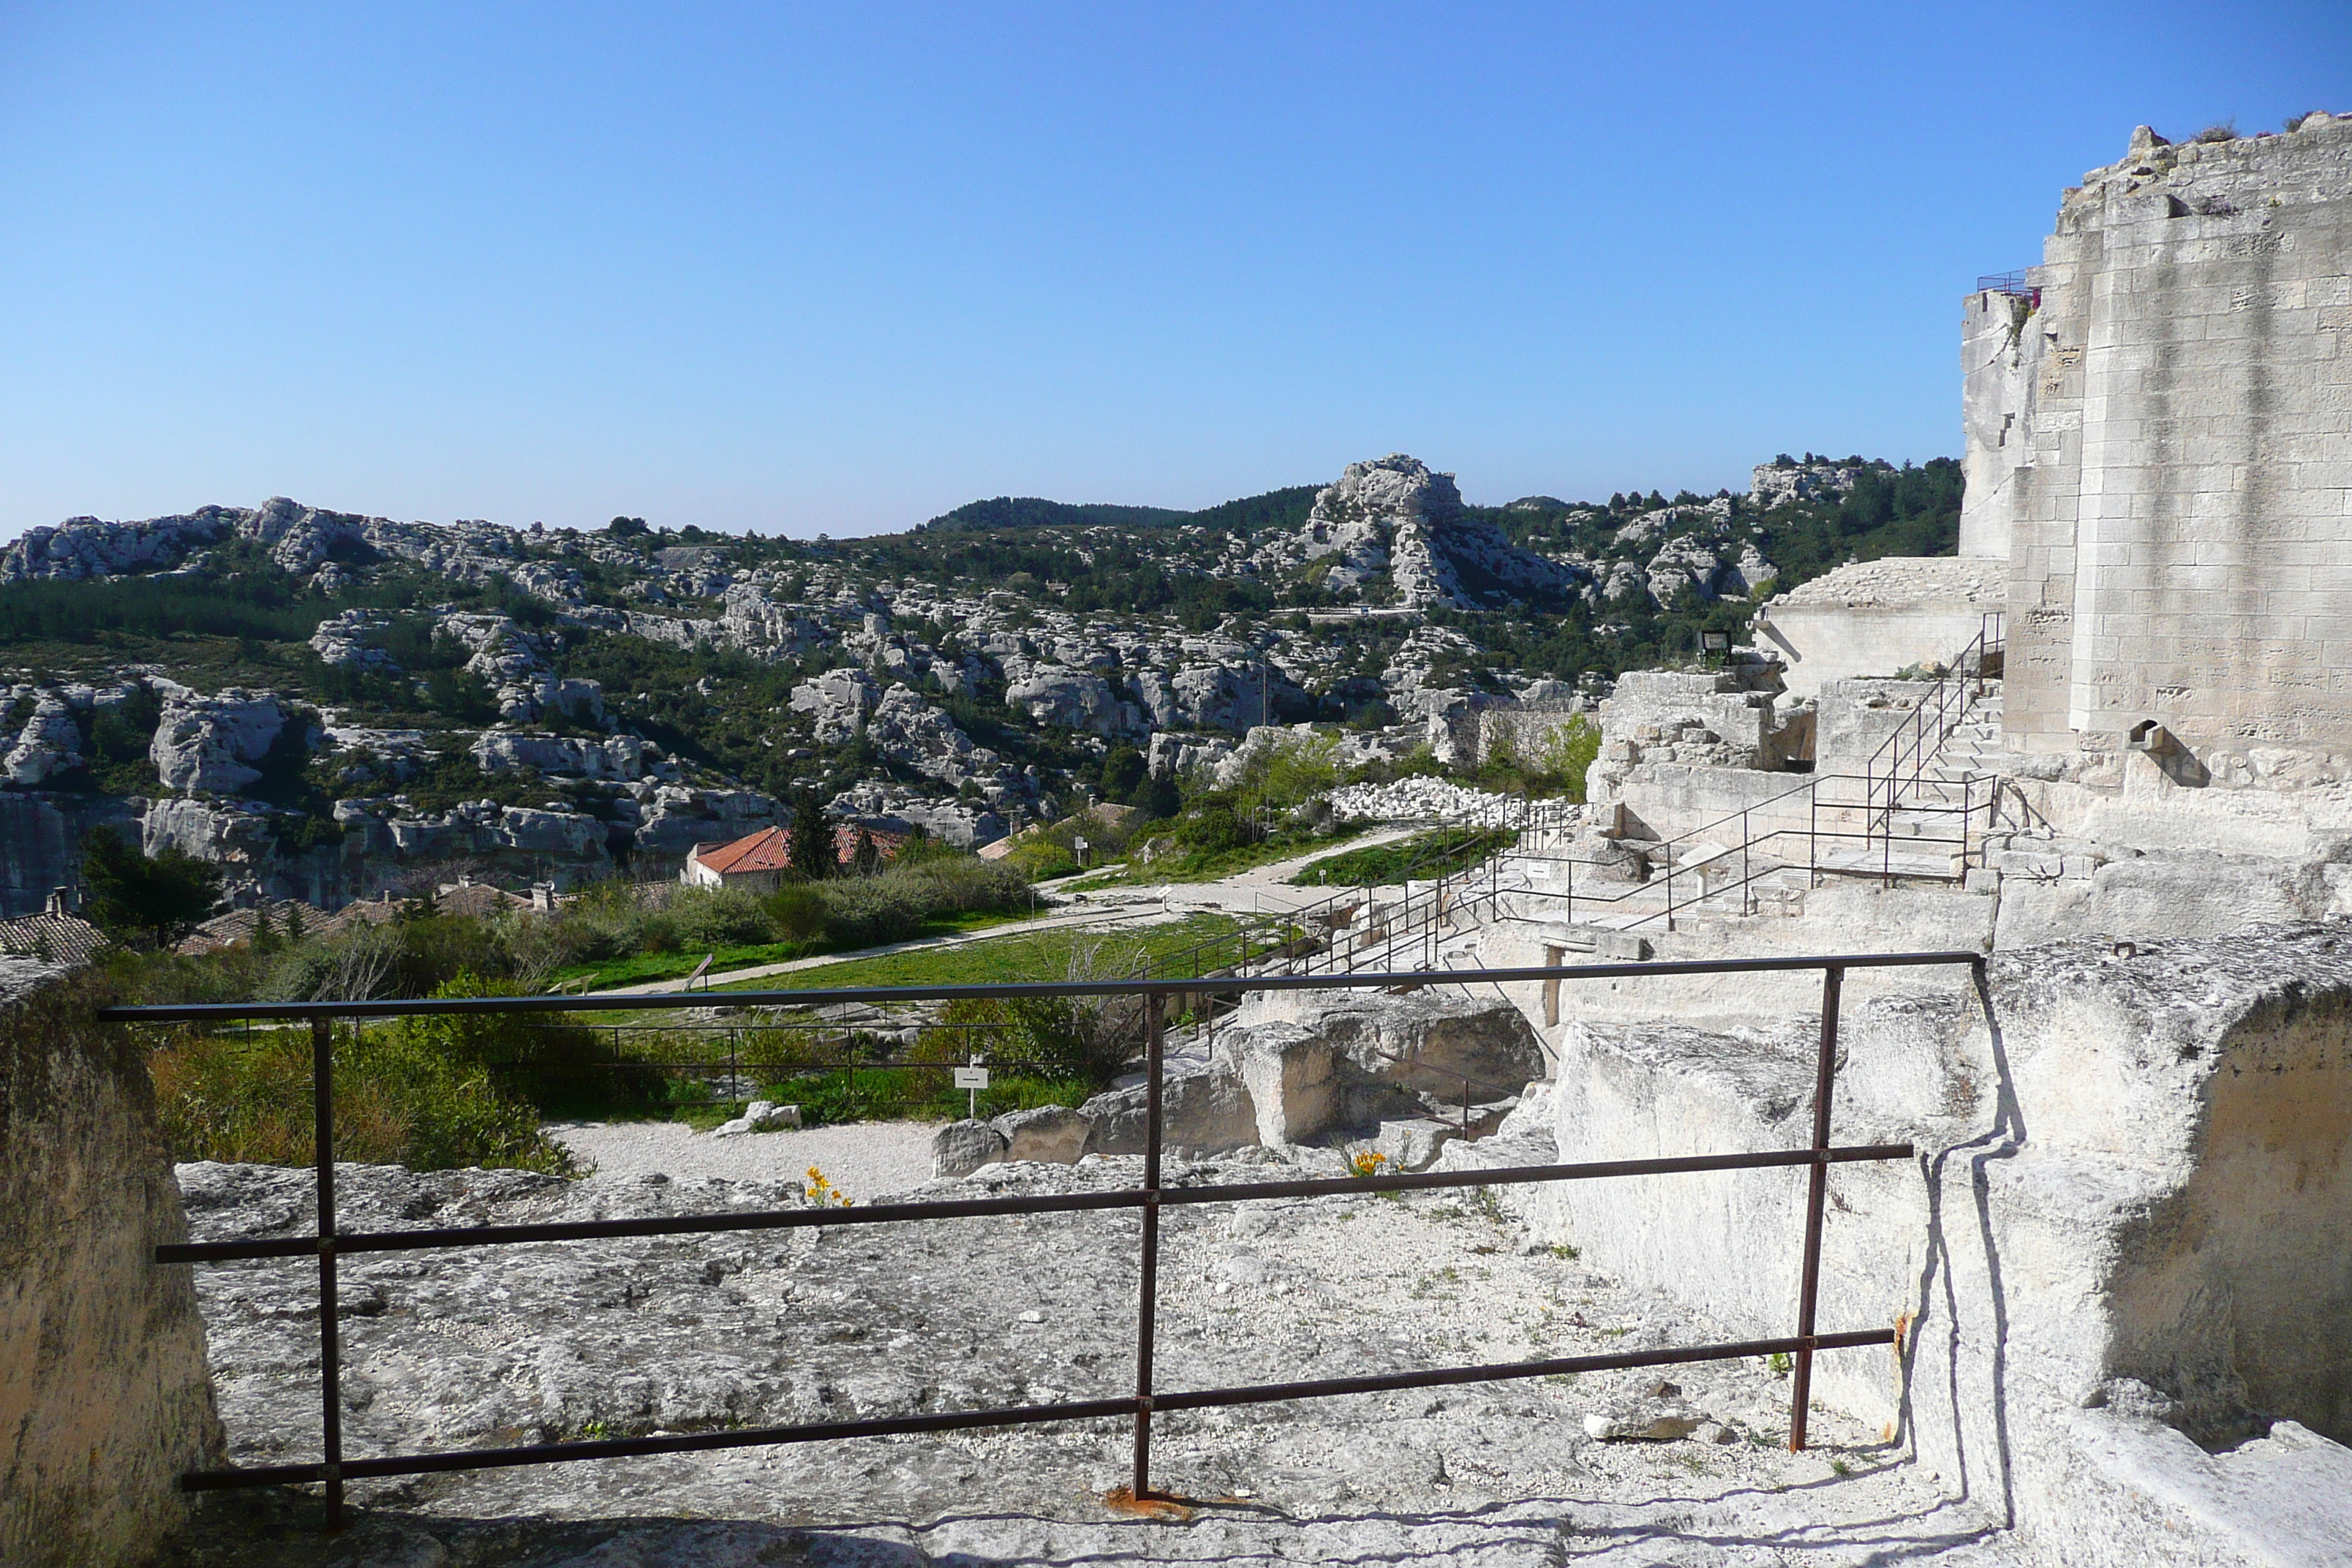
1323 777 1521 826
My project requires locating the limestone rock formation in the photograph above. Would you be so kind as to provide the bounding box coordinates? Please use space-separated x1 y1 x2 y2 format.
1003 665 1140 736
471 731 647 780
1260 455 1583 611
150 689 286 794
309 608 402 671
1748 459 1870 509
1 697 84 787
864 684 979 783
788 668 881 745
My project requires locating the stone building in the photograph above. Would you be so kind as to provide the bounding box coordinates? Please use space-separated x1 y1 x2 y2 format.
1757 114 2352 816
1969 115 2352 767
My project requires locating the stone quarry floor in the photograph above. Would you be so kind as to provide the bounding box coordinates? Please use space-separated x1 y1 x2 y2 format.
547 1118 936 1197
163 1153 2024 1567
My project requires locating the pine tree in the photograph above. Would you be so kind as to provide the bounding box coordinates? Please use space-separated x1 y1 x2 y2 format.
851 828 880 878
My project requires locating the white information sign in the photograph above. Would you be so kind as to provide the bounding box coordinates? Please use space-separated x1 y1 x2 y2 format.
952 1066 990 1090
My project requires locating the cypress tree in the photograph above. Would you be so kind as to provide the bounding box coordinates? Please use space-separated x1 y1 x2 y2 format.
788 790 833 882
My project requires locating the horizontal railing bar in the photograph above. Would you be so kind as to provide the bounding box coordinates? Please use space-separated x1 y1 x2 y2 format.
1150 1329 1894 1413
156 1143 1915 1263
99 953 1983 1022
175 1328 1893 1491
1158 1145 1912 1207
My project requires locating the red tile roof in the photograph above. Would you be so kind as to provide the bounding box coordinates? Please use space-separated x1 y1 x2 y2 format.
693 826 795 875
692 823 909 877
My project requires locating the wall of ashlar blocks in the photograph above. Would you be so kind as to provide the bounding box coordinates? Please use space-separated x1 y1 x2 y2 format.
1968 118 2352 768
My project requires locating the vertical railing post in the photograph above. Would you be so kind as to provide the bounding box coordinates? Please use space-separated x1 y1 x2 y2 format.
1741 807 1752 915
312 1016 344 1531
1131 988 1165 1499
1790 964 1843 1451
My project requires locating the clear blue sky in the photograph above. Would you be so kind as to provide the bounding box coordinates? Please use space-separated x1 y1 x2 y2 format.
2 3 2343 539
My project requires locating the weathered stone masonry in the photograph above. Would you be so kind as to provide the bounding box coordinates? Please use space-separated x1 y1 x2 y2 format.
1965 117 2352 764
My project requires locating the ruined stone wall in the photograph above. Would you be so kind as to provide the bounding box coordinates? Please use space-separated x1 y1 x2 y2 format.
1474 701 1594 767
0 973 220 1566
1756 558 2004 699
1490 927 2352 1554
1991 118 2352 764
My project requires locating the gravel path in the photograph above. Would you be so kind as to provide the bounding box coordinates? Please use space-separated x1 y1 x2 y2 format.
546 1117 935 1202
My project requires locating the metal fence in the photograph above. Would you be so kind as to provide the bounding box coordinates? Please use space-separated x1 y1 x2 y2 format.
106 949 1980 1529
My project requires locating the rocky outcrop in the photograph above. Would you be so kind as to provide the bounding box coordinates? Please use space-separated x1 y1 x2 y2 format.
0 497 590 607
471 731 646 780
629 786 780 863
150 689 285 794
0 508 237 581
1261 455 1583 611
1130 661 1302 734
1748 459 1875 509
309 608 402 671
435 614 601 724
2 697 84 787
1147 731 1238 781
1220 989 1545 1148
717 584 828 659
1004 666 1141 736
788 668 881 745
865 685 979 783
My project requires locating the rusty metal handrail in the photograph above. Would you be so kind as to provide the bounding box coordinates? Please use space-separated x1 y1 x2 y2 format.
109 950 1981 1524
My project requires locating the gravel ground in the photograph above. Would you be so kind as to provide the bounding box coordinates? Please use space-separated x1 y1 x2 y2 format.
546 1117 935 1202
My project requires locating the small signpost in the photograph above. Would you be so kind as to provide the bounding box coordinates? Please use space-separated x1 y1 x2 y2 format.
1073 834 1090 867
953 1058 990 1117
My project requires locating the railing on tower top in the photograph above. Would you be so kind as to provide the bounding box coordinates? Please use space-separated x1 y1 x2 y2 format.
108 949 1980 1530
1976 271 2040 306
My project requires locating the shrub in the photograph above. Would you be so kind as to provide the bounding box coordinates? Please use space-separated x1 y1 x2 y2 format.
668 886 776 949
1173 799 1255 855
764 883 829 945
396 970 659 1115
147 1022 580 1175
819 874 932 950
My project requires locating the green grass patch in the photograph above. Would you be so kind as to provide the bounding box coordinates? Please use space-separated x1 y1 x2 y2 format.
1287 826 1518 887
1108 822 1371 886
551 908 1026 991
711 910 1247 992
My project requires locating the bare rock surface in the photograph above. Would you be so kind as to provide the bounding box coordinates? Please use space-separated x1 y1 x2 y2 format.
546 1119 932 1195
167 1155 2016 1565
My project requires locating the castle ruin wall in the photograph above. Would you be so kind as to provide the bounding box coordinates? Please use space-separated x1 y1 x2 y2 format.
1986 118 2352 769
1482 927 2352 1559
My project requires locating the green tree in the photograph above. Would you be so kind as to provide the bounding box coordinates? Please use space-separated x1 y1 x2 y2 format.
80 826 222 946
788 790 834 882
851 826 881 878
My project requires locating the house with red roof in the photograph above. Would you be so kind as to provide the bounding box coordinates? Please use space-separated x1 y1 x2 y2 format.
682 823 907 891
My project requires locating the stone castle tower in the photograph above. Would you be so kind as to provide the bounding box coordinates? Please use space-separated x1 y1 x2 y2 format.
1963 114 2352 772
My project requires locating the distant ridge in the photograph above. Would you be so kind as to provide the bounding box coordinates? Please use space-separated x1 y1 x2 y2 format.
918 497 1184 533
918 483 1321 536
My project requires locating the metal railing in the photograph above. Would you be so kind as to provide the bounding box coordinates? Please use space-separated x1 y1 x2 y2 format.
1856 612 2005 868
1474 773 1995 937
106 949 1979 1527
